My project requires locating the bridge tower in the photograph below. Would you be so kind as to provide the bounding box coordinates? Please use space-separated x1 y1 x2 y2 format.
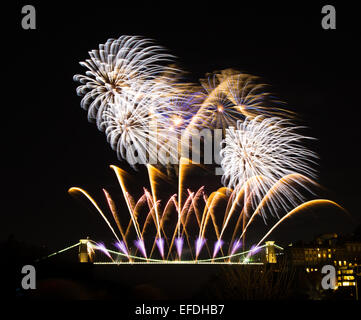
265 241 277 263
78 238 92 263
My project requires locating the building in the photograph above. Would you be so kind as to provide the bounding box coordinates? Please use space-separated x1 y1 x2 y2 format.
286 233 361 290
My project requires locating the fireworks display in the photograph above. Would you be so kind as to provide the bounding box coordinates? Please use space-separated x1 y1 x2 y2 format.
71 35 344 263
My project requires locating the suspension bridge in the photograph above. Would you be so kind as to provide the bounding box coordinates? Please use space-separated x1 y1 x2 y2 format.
35 238 284 265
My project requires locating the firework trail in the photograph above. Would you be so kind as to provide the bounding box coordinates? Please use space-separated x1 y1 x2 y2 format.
69 164 345 263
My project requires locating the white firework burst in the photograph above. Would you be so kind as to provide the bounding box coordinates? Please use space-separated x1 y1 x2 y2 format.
73 35 178 129
220 116 318 218
101 82 182 168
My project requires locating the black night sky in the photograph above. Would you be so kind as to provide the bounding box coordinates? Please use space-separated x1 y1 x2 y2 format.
4 2 360 252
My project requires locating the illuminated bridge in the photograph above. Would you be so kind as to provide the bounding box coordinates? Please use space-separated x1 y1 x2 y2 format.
36 239 284 265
